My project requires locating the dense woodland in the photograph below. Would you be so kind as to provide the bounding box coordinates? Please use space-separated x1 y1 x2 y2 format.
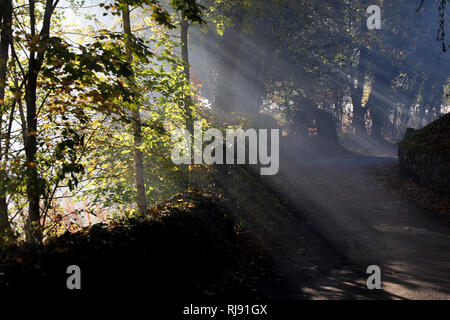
0 0 449 302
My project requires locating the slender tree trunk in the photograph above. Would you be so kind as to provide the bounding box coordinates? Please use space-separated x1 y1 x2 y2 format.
122 6 147 215
428 80 444 122
365 52 397 140
180 6 199 188
419 77 433 126
24 0 41 243
334 90 344 127
180 16 193 135
392 105 398 141
350 47 368 135
366 76 387 139
0 0 13 242
25 0 59 243
24 70 41 243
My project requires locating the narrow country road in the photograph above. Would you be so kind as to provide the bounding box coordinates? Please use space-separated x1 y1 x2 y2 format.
237 155 450 299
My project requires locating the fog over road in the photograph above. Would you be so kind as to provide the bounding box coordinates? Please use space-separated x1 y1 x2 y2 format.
241 155 450 299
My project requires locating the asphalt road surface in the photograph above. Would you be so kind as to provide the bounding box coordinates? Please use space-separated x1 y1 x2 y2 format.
239 155 450 299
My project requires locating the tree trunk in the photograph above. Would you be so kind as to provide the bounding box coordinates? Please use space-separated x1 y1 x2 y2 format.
0 0 13 242
180 16 193 135
366 77 387 139
25 0 59 243
364 53 396 140
24 0 40 243
24 63 42 243
418 77 434 126
122 6 147 215
180 5 199 188
350 47 368 135
392 105 398 141
428 80 444 122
